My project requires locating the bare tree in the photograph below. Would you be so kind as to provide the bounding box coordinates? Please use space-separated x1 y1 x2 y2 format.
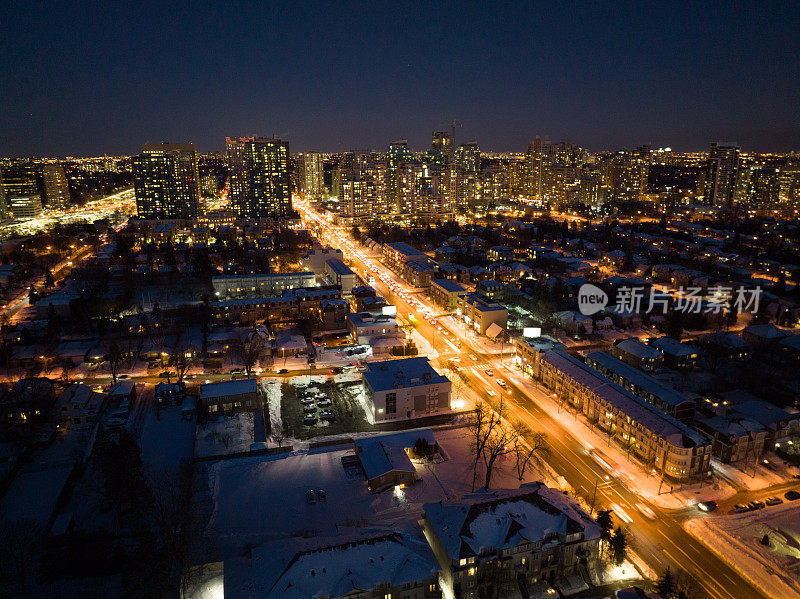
230 334 265 377
467 400 501 491
171 334 195 382
511 423 548 481
480 414 520 489
107 337 125 384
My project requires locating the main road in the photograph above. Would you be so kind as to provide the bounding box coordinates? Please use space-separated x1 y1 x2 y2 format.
294 198 778 599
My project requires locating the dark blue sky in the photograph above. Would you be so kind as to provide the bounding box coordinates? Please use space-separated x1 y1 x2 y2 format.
2 1 799 157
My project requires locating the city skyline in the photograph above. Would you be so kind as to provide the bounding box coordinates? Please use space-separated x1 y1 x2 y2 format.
2 2 799 157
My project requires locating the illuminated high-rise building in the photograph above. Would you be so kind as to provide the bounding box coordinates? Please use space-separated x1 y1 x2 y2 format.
226 136 291 218
525 137 551 199
333 152 356 201
456 142 480 173
387 140 414 210
579 173 602 208
298 152 325 199
430 131 453 169
705 142 740 208
0 173 7 221
133 143 201 219
41 163 71 209
0 160 41 219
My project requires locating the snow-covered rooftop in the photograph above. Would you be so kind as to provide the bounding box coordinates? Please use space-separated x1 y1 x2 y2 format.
423 483 600 560
363 357 448 393
200 378 258 400
250 529 438 599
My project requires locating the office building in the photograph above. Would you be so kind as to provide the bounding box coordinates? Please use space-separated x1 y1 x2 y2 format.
132 143 201 219
297 151 325 198
705 142 740 208
41 163 71 209
9 194 43 219
0 160 40 219
226 136 291 218
456 293 508 336
0 174 7 221
363 357 451 422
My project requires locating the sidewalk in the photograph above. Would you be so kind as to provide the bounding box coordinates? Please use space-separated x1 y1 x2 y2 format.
439 314 506 355
492 358 738 510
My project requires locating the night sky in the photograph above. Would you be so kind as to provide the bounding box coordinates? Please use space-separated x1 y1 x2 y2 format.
2 1 799 157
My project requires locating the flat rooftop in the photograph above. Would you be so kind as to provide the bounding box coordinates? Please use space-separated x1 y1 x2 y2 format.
200 378 258 399
432 278 467 293
586 351 694 408
384 241 425 257
541 350 705 448
363 357 448 393
325 258 355 277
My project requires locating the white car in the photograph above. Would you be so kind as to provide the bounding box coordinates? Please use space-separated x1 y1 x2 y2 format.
496 379 506 387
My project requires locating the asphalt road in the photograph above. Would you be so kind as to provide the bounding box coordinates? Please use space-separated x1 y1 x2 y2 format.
296 201 781 599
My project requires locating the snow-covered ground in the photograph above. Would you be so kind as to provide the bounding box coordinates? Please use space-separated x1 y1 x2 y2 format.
196 426 545 556
685 502 800 599
349 384 374 425
195 413 255 458
262 380 282 444
139 405 195 473
712 458 792 491
0 424 93 527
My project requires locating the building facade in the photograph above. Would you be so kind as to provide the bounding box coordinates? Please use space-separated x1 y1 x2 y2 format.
363 357 451 422
527 349 711 482
423 484 601 598
133 143 201 219
226 136 291 218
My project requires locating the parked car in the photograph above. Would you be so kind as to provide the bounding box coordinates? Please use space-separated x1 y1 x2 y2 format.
303 414 318 425
749 500 765 510
733 504 751 513
485 370 494 377
278 369 289 374
318 489 327 501
158 371 174 378
697 500 717 512
321 409 335 421
766 496 783 506
317 399 332 407
303 404 317 413
229 368 244 375
300 397 315 405
306 489 316 504
785 490 800 501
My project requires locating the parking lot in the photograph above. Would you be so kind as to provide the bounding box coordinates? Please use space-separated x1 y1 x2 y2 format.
280 379 371 440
